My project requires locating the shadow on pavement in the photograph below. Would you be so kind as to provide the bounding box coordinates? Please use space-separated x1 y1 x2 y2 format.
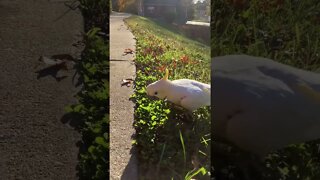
121 147 138 180
35 63 68 81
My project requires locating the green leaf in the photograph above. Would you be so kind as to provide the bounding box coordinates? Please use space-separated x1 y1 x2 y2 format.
73 104 83 113
95 137 107 148
185 167 207 180
88 145 95 154
151 121 157 126
87 27 101 38
164 109 170 114
151 115 157 121
64 105 73 113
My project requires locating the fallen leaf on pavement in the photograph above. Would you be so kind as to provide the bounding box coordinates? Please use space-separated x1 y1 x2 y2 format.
37 55 75 71
123 48 134 55
121 78 134 87
39 56 64 65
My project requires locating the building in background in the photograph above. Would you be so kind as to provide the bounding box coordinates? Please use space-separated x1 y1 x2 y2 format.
138 0 190 23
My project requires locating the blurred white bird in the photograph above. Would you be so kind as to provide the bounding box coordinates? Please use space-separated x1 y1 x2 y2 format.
146 69 211 111
212 55 320 157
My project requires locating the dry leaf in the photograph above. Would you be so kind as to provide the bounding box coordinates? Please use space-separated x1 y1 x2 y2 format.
121 78 134 87
123 48 134 55
39 56 64 65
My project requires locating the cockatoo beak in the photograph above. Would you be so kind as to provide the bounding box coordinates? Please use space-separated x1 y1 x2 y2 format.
148 96 158 100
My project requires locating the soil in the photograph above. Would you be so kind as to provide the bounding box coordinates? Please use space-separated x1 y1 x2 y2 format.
0 0 83 179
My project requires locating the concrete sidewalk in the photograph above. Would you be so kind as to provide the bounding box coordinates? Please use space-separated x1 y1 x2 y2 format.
110 12 138 180
186 21 210 27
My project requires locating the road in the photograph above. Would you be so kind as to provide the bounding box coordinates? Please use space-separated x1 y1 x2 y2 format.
0 0 83 179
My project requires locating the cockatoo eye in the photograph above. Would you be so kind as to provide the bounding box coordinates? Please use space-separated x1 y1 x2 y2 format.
154 92 158 95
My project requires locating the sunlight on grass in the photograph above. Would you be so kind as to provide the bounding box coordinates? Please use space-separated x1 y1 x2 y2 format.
126 15 211 179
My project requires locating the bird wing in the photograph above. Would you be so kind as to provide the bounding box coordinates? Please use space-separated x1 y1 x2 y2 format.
168 79 211 110
212 55 320 156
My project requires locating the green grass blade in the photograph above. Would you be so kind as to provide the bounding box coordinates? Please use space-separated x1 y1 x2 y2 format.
179 130 186 164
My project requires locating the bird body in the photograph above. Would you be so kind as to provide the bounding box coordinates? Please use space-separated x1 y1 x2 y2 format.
146 69 210 111
212 55 320 157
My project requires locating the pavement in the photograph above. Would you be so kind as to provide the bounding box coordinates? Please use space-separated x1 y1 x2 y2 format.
109 12 138 180
0 0 83 179
186 21 210 27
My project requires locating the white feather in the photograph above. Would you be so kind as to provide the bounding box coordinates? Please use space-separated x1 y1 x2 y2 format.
212 55 320 157
146 72 210 111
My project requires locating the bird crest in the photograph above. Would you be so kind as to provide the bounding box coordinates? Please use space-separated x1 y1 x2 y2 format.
162 69 169 81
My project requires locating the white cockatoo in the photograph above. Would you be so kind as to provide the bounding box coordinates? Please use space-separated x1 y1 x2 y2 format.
212 55 320 157
146 69 211 111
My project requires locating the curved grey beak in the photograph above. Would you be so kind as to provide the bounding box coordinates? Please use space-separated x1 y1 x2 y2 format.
148 96 158 101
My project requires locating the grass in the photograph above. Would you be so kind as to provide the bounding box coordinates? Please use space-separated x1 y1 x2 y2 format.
65 0 109 179
212 0 320 69
125 15 211 179
212 0 320 179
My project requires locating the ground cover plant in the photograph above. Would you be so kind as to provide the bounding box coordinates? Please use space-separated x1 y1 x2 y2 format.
65 0 109 179
125 16 211 179
212 0 320 179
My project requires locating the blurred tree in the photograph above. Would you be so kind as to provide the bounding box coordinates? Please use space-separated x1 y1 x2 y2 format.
112 0 119 11
117 0 139 14
117 0 125 11
204 0 210 16
193 0 209 20
110 0 112 11
176 0 194 21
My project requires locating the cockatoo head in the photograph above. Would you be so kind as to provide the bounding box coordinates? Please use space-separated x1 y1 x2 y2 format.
146 69 170 100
